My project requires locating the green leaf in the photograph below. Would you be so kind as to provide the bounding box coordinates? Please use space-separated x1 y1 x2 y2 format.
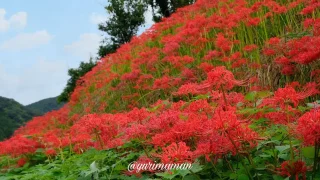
245 91 257 101
35 148 44 153
273 175 285 180
89 161 99 172
257 140 280 150
259 154 272 158
114 164 126 171
184 175 200 180
302 146 315 159
238 174 250 180
192 94 210 100
229 173 238 179
278 154 289 160
155 171 178 180
189 162 203 173
275 145 290 153
256 91 272 98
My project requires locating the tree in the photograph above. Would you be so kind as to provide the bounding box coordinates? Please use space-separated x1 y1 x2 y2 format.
148 0 196 22
97 0 196 58
97 41 118 60
98 0 146 58
57 58 96 102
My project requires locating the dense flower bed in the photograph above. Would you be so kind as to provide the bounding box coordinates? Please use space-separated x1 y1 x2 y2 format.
1 0 320 179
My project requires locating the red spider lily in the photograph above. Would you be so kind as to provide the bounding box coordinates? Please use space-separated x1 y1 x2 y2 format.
287 36 320 65
124 124 149 140
210 91 245 106
194 106 258 158
246 17 261 26
263 48 276 56
278 160 307 180
163 41 180 55
134 74 153 90
17 158 28 167
180 68 197 83
202 66 247 91
264 1 287 14
163 55 195 69
181 99 213 114
152 76 182 91
274 57 290 65
215 33 232 52
297 108 320 145
264 107 300 125
204 50 222 61
243 44 258 52
70 114 129 149
232 58 247 68
155 142 193 164
174 83 207 96
199 62 215 73
45 149 57 156
0 135 41 157
121 70 141 81
300 3 320 15
260 83 319 109
268 37 281 45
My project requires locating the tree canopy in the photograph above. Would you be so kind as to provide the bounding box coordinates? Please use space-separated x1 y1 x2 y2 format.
98 0 146 58
57 58 96 102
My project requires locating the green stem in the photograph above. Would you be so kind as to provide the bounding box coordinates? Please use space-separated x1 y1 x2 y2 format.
142 144 151 158
220 85 228 106
210 160 223 180
226 133 253 180
285 105 295 162
189 170 201 180
313 139 319 179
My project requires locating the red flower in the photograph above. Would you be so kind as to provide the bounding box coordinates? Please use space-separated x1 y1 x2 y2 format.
246 17 261 26
243 44 258 52
0 135 40 157
268 37 281 45
297 108 320 145
204 66 246 90
278 161 307 180
45 149 57 156
156 142 192 163
261 84 318 109
17 157 28 167
204 50 222 61
263 48 276 56
215 33 232 52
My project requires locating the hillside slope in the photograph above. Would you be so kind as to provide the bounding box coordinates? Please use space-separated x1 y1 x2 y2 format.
1 0 320 179
26 97 64 115
0 97 39 141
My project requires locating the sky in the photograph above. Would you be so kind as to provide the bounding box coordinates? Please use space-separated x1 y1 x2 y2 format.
0 0 153 105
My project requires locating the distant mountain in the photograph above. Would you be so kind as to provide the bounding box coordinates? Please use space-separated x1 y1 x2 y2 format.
26 97 65 115
0 96 39 140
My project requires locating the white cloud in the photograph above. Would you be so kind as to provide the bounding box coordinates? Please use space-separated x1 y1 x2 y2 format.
9 12 27 29
0 9 10 32
64 33 101 59
0 9 27 32
0 30 52 51
0 59 69 105
90 13 108 25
